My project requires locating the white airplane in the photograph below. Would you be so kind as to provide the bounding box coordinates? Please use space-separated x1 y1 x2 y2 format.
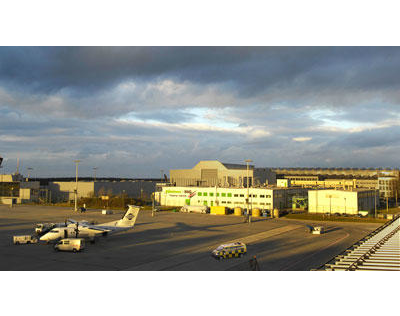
39 205 141 242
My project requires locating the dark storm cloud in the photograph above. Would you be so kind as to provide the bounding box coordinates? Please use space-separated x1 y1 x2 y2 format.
2 47 400 98
0 47 259 94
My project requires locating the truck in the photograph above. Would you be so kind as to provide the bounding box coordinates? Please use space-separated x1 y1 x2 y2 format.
180 205 209 214
13 235 38 245
35 223 56 235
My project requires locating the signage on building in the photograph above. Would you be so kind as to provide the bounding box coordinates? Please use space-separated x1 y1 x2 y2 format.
165 189 197 198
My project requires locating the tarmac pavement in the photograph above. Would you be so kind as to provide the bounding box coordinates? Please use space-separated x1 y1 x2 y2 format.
0 204 382 271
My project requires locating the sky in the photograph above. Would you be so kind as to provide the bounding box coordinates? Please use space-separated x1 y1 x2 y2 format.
1 47 400 177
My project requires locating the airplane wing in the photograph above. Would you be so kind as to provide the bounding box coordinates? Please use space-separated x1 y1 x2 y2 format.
66 219 93 226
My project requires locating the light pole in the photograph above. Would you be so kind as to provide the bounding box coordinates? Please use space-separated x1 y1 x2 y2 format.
386 196 389 214
93 167 98 182
344 197 346 216
152 192 155 217
374 189 377 218
326 194 332 216
245 159 253 223
160 169 164 183
27 167 33 181
74 160 81 212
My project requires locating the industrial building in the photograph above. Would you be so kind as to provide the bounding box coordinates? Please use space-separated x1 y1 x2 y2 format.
48 180 156 203
170 160 276 187
275 167 399 201
0 173 40 205
308 189 378 215
155 185 307 211
1 173 156 205
274 167 400 179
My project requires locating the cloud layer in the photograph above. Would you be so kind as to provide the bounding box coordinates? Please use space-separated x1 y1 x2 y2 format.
1 47 400 177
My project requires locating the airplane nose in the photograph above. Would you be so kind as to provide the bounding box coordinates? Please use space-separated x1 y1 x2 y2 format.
39 235 47 241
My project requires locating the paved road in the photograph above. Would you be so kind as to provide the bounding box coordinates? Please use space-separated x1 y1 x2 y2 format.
0 205 381 270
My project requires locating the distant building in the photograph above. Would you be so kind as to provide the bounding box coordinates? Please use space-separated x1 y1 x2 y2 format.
276 167 399 201
1 173 157 205
0 173 40 204
274 167 400 179
378 177 399 200
48 180 156 203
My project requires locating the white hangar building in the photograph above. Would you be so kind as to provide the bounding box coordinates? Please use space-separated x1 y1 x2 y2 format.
170 160 276 187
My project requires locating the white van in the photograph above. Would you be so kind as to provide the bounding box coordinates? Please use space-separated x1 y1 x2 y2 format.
54 238 85 252
13 235 38 245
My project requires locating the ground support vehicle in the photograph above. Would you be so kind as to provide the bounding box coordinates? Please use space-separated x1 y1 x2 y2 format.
180 205 209 214
13 235 38 245
211 242 247 260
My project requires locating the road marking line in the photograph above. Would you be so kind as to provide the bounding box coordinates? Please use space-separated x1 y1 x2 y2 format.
223 225 302 246
279 232 350 271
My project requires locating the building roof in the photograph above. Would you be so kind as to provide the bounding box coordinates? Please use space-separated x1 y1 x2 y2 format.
221 162 253 170
191 160 254 171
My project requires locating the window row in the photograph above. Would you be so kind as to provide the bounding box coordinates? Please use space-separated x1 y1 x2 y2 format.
197 200 272 206
197 192 271 198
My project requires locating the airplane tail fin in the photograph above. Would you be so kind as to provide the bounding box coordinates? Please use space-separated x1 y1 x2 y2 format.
119 205 141 227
